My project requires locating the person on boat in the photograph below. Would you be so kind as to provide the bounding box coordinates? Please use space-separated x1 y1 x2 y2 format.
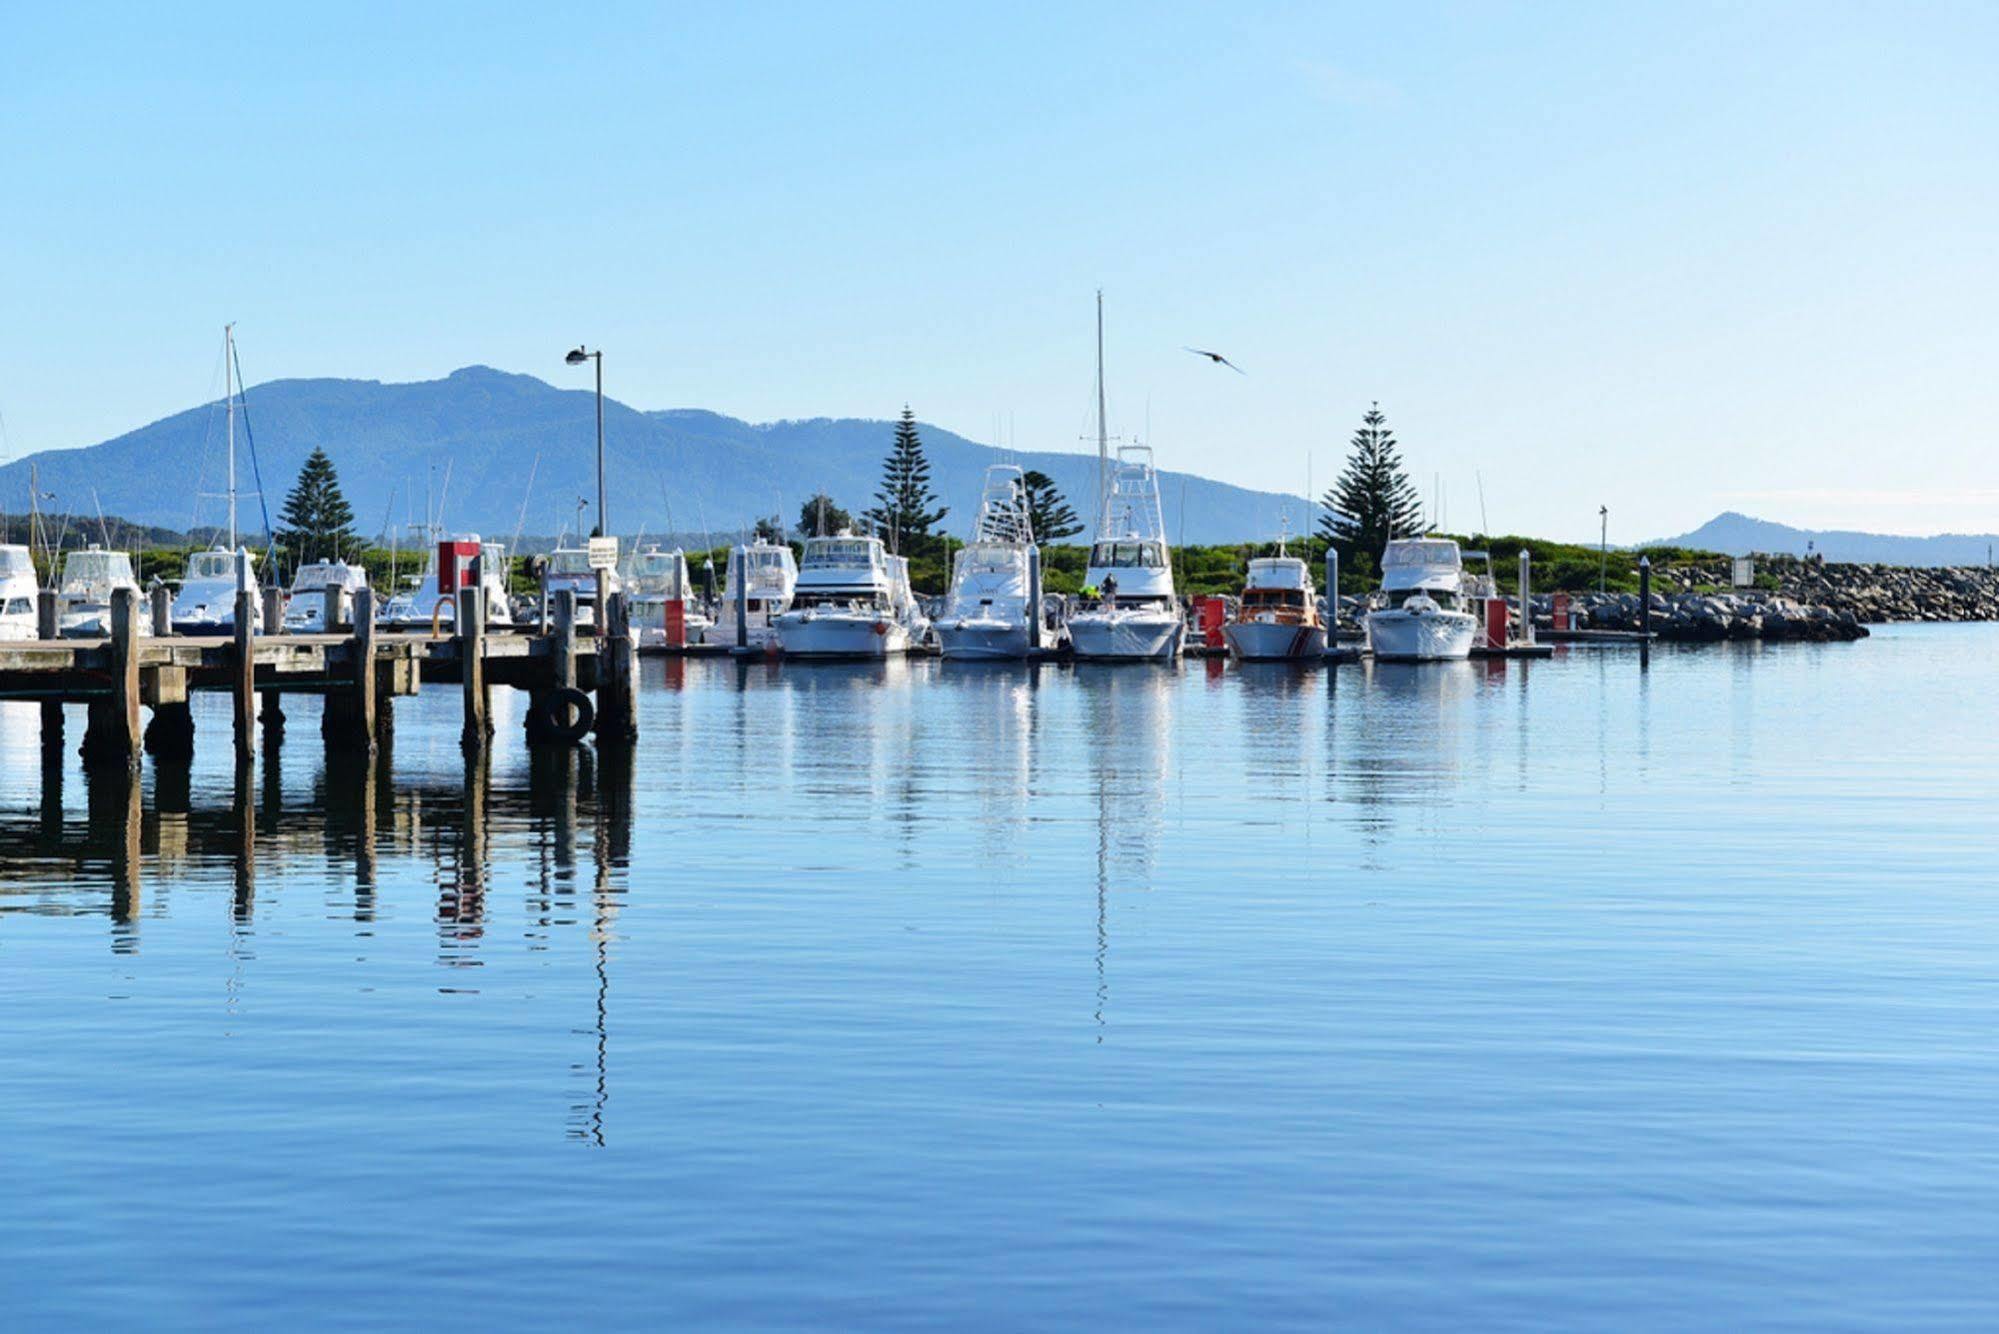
1080 582 1100 606
1101 573 1119 605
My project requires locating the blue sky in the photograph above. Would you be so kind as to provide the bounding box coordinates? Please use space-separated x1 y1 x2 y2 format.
2 2 1994 540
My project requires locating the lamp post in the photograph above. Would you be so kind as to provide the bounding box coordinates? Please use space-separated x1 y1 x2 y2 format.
566 346 605 536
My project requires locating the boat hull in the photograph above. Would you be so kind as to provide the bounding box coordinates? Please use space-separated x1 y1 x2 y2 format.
1365 609 1477 661
776 613 913 659
937 619 1030 661
1223 620 1326 661
1068 612 1181 661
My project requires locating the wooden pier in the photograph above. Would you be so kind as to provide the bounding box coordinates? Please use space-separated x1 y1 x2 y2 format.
0 585 638 771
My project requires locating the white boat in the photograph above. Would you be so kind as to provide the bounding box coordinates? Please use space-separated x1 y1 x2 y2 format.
937 465 1039 661
1069 446 1182 662
0 544 39 641
1364 537 1480 662
56 545 148 638
170 545 261 634
622 544 711 648
381 536 516 631
544 544 618 630
282 559 372 632
774 532 925 658
702 538 799 652
1223 547 1326 661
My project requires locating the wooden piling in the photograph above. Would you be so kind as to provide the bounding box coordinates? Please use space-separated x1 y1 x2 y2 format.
262 584 284 638
81 587 142 770
322 583 347 634
596 590 638 746
554 589 577 692
150 584 172 637
324 587 378 754
459 584 488 749
142 663 195 761
37 589 62 745
233 588 256 763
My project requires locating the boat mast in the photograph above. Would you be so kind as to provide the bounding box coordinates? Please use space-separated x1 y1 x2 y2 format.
1095 289 1108 525
224 323 237 549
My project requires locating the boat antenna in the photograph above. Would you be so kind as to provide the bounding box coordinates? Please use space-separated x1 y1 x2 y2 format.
1476 470 1489 540
1095 289 1109 524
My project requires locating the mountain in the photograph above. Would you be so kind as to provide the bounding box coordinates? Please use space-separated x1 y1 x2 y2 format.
1659 512 1999 566
0 366 1304 547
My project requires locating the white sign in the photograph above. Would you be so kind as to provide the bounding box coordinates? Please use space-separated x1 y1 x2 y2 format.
587 536 620 571
1731 557 1755 588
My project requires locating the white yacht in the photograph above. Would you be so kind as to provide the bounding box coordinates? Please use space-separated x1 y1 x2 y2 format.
381 537 515 631
623 544 711 648
1223 546 1326 661
937 465 1039 661
282 559 372 632
1069 445 1182 662
1364 538 1480 662
774 532 926 658
171 546 261 634
56 545 147 638
0 544 38 641
544 544 618 630
703 538 799 652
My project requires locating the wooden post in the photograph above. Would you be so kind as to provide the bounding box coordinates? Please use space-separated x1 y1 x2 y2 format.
596 590 638 746
324 587 377 753
734 548 748 651
593 568 610 638
458 583 488 749
1027 544 1043 652
37 588 62 745
262 584 285 637
81 588 142 770
150 584 172 637
554 588 577 692
143 664 194 761
233 588 256 764
1639 556 1652 670
1517 549 1532 648
323 583 347 634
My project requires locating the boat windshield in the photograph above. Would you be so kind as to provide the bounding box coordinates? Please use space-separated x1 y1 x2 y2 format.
1090 541 1165 568
1242 587 1307 608
0 547 33 579
803 540 875 570
1382 540 1461 571
61 551 135 591
958 542 1021 573
185 550 237 581
549 550 594 576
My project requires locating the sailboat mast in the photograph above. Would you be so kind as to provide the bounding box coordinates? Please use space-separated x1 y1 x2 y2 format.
224 323 237 549
1095 290 1108 523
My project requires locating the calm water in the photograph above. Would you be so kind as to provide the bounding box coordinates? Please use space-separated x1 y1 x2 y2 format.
4 626 1997 1330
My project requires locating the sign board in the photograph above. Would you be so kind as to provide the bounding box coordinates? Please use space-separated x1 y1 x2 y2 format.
587 536 620 571
1731 557 1755 588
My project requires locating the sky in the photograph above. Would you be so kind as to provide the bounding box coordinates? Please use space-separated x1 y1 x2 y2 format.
2 1 1994 542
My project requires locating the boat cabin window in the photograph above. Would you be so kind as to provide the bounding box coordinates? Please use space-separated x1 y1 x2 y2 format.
803 540 875 570
0 549 33 578
1090 540 1164 568
5 597 32 615
1243 588 1306 608
550 550 594 576
186 551 237 580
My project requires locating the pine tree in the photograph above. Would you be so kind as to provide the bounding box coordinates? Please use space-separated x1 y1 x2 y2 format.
1021 470 1082 541
275 446 361 570
797 492 853 537
861 406 947 554
1319 403 1423 568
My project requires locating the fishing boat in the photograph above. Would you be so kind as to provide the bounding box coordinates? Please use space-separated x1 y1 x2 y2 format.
380 536 515 631
543 543 618 630
1069 445 1182 661
702 538 799 652
622 544 711 648
774 531 926 658
1222 542 1325 661
0 544 38 641
1364 537 1480 661
171 546 261 634
937 465 1039 661
282 559 372 632
56 545 147 638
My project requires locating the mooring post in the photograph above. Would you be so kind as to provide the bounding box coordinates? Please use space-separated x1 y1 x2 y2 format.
528 589 579 747
1639 555 1652 669
1325 548 1340 642
596 590 638 746
37 588 63 746
324 586 379 754
262 584 284 638
1027 544 1043 652
734 549 748 651
458 583 488 749
233 588 256 764
1517 549 1533 647
593 568 610 639
150 584 172 638
537 558 550 636
81 587 142 770
323 583 347 634
554 588 577 693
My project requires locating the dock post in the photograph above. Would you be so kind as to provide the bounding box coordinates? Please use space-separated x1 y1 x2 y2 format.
1517 549 1532 647
734 550 748 651
1027 545 1043 652
1325 548 1339 635
262 584 285 637
1639 556 1652 669
143 662 195 761
323 583 347 634
233 589 256 764
596 590 638 746
150 584 171 638
81 588 142 771
528 589 578 746
324 587 379 753
594 569 610 638
458 584 488 750
37 589 63 747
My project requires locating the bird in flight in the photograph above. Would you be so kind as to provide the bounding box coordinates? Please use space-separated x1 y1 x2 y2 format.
1183 346 1246 374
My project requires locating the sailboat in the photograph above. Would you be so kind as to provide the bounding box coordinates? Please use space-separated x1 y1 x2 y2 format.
171 324 262 634
936 465 1040 660
1068 293 1181 662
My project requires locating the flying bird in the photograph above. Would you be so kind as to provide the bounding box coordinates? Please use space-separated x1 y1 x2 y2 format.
1183 346 1246 374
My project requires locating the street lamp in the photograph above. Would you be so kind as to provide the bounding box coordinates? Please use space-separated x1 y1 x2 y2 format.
566 346 605 536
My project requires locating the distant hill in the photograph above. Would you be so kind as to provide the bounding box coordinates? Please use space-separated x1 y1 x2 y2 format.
0 366 1306 547
1658 512 1999 567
